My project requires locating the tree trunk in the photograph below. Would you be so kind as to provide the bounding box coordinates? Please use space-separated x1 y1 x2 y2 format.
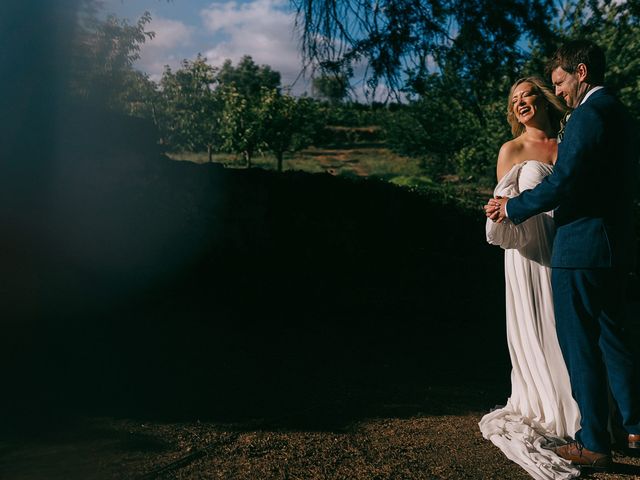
244 151 252 168
207 144 213 163
276 151 283 173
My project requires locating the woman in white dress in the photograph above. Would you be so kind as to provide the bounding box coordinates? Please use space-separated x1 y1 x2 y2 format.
479 77 582 480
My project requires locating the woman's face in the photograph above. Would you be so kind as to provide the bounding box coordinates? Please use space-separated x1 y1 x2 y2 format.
511 82 545 124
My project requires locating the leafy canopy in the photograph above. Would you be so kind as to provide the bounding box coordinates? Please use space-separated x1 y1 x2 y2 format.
292 0 556 98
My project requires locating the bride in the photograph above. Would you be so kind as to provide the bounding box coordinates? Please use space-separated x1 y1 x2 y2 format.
479 76 582 480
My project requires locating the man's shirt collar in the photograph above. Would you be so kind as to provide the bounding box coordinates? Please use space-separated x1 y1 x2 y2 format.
580 85 604 105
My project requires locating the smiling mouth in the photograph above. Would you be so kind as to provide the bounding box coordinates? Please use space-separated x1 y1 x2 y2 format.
519 107 531 115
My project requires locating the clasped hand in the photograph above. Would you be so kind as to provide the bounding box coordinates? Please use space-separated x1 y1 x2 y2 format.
484 196 508 223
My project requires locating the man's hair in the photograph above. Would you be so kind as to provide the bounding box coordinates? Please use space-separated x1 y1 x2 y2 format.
545 40 606 84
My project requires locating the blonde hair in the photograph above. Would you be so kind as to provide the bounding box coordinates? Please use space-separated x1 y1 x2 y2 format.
506 76 568 137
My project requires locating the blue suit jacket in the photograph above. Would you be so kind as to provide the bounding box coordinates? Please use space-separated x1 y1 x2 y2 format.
506 88 637 269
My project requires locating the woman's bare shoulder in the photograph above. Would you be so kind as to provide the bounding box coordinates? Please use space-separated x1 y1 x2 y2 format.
498 138 523 159
496 138 523 180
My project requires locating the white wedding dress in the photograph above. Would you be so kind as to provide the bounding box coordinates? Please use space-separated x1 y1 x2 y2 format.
479 161 581 480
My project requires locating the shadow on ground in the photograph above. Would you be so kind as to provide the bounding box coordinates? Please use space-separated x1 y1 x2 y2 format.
0 108 515 435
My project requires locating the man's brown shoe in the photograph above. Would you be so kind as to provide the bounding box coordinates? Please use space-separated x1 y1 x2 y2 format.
629 434 640 449
553 442 612 471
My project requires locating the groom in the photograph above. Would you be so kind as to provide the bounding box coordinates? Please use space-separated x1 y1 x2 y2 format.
486 40 640 469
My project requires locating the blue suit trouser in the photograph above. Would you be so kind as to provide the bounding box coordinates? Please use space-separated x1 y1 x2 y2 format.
552 267 640 454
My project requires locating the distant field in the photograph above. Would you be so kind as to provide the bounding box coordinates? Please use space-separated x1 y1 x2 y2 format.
168 146 419 177
168 146 492 211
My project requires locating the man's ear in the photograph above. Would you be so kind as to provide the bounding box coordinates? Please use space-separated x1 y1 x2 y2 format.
576 63 588 82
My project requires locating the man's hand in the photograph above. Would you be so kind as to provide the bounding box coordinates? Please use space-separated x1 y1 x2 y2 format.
483 196 508 223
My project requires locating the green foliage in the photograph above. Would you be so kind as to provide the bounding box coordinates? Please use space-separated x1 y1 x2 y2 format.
451 100 510 183
117 70 160 120
158 55 222 155
71 8 155 109
560 0 640 121
259 90 298 171
292 0 560 185
259 91 324 171
218 86 265 166
293 0 556 93
312 72 351 104
216 56 281 98
318 102 391 127
169 55 288 165
383 75 509 182
67 2 640 190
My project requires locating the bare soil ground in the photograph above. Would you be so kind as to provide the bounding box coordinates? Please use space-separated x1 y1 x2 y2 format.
3 392 640 480
304 148 371 177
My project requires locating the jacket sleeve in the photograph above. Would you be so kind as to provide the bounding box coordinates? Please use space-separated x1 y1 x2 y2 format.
506 105 604 225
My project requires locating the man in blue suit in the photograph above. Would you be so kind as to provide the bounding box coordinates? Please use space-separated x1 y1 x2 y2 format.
486 40 640 470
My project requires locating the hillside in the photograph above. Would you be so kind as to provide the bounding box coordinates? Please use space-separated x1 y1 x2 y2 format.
0 110 505 413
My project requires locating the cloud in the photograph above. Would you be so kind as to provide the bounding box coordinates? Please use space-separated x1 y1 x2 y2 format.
199 0 306 92
146 16 194 49
136 16 195 80
201 0 290 34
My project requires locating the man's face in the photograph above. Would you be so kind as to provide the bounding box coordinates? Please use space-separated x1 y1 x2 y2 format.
551 66 584 109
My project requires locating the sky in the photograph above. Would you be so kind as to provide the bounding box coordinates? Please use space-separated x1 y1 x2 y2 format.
102 0 310 94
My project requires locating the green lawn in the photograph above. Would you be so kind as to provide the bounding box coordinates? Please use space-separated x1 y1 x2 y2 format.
168 146 421 176
168 146 492 211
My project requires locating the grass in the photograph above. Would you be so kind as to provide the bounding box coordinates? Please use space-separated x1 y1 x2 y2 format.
167 146 418 178
168 145 492 212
